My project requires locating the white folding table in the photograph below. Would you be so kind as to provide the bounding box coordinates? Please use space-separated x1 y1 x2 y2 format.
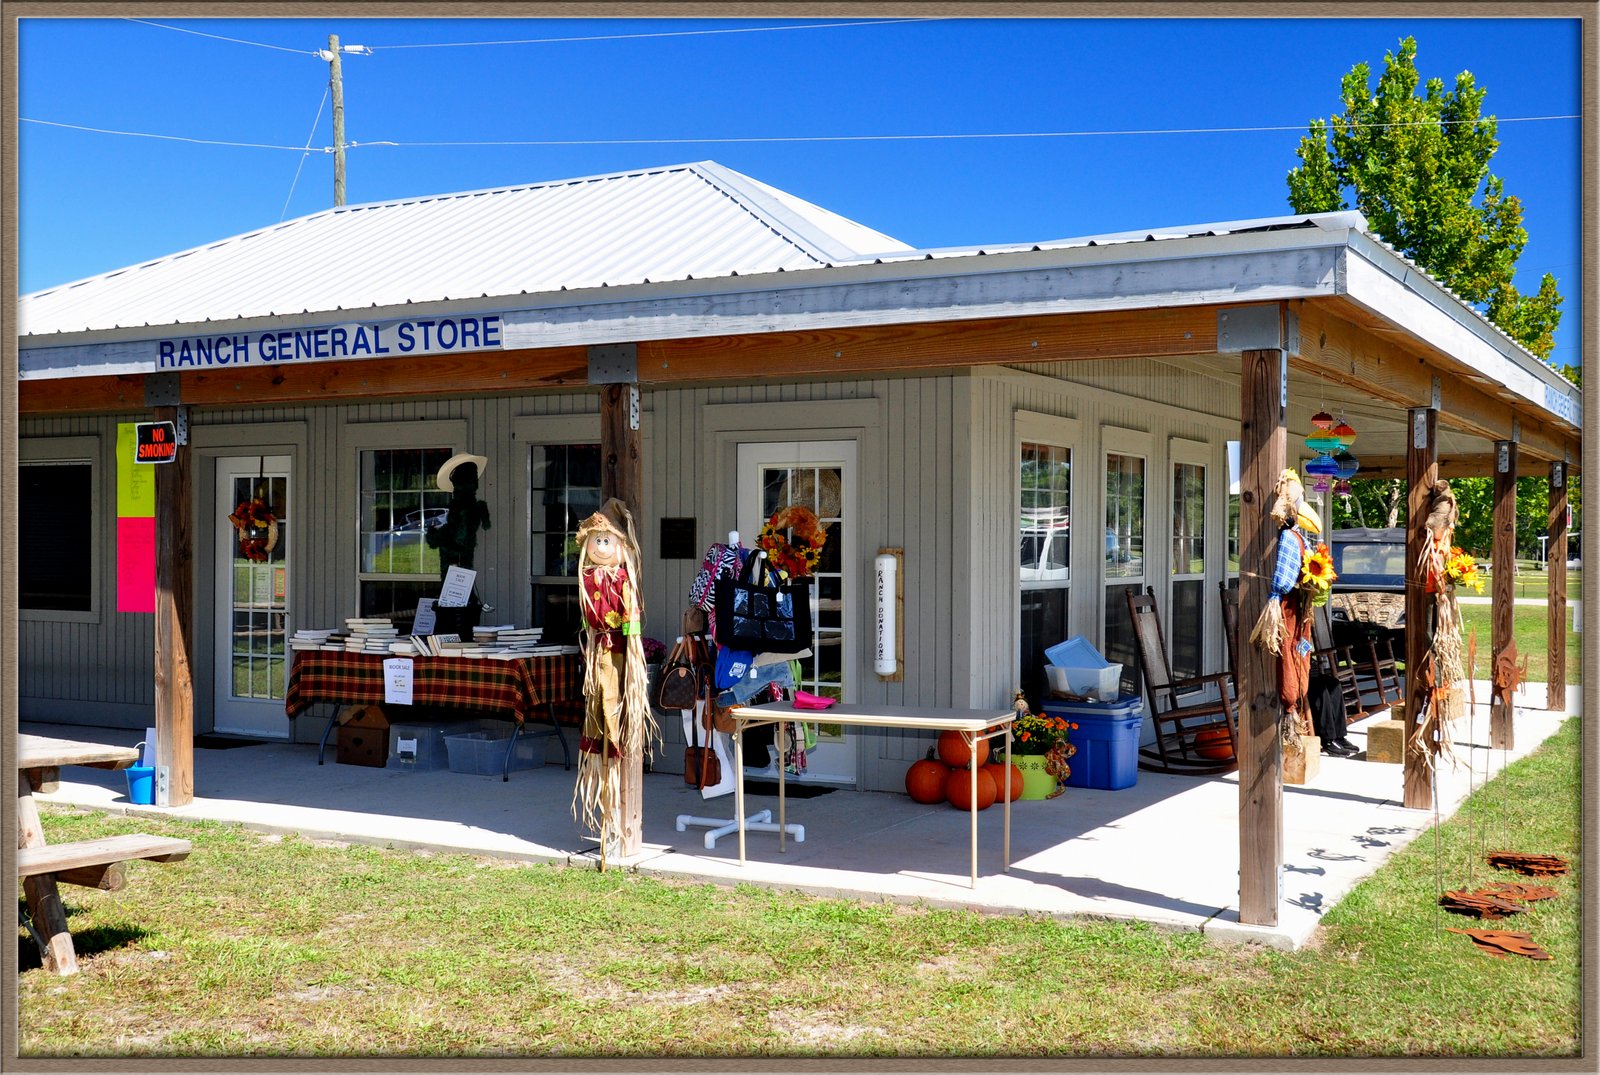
727 702 1016 888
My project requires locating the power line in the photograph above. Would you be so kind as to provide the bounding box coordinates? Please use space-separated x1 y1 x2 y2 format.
25 113 1576 154
122 18 317 55
280 87 330 221
20 117 312 151
365 18 947 49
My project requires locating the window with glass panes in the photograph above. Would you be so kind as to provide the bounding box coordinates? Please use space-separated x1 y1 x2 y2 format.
528 443 601 645
357 447 454 622
20 461 94 612
1019 441 1071 708
1170 460 1207 681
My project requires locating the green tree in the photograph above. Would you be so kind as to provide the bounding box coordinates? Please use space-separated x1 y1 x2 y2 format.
1287 37 1564 358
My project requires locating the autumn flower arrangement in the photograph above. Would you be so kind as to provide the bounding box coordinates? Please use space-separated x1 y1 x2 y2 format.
228 496 278 563
1010 710 1076 756
757 505 828 578
1299 542 1336 606
1444 546 1486 594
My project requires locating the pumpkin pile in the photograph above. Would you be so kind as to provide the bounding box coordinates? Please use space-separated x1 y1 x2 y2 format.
903 730 1021 811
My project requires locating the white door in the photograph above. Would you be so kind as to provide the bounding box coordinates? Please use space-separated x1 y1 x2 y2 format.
213 456 291 738
737 440 857 786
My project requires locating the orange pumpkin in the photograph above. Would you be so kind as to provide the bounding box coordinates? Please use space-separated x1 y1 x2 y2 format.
937 729 989 769
946 766 998 811
905 751 950 804
1194 726 1235 760
983 761 1024 802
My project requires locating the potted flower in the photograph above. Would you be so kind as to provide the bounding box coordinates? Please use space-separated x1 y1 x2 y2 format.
1007 700 1077 800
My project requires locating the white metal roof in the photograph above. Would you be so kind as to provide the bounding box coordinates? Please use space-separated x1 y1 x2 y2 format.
18 160 913 339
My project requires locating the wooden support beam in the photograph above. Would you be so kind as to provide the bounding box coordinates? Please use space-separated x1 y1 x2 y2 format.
1342 454 1503 482
1490 440 1518 749
642 306 1221 382
1237 347 1285 927
1296 299 1579 467
153 405 195 807
1403 408 1437 810
599 381 644 859
1547 461 1569 711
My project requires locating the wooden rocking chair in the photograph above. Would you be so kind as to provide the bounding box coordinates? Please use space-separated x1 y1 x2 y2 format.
1312 603 1400 718
1219 578 1240 690
1127 587 1240 776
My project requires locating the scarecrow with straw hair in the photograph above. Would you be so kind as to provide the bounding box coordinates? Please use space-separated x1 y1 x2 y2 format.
1249 468 1330 765
572 498 657 865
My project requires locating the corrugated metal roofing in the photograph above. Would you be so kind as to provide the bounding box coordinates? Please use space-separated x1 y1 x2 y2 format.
19 160 914 339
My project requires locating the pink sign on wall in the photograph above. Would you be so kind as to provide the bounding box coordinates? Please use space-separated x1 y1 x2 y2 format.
116 423 157 613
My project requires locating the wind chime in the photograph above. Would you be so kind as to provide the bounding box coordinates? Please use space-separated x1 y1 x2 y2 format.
1304 410 1359 499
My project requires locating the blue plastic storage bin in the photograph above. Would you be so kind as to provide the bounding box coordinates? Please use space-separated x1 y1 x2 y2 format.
1042 694 1143 791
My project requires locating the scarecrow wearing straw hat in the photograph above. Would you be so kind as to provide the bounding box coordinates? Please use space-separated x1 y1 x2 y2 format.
1249 469 1329 759
572 498 657 864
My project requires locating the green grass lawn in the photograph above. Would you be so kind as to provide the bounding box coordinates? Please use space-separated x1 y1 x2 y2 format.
1457 603 1583 687
17 720 1582 1059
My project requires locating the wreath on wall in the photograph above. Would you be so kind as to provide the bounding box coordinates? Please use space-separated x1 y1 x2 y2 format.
228 461 279 563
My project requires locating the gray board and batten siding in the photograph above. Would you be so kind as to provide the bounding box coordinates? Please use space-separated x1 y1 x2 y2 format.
19 358 1242 793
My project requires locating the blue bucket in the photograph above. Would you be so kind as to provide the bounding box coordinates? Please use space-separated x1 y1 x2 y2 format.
125 766 155 805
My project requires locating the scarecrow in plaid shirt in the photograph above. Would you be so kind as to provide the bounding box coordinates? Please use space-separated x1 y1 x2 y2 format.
572 498 657 865
1248 468 1324 759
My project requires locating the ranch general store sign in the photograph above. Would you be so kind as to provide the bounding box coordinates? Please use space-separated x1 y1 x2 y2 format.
154 313 504 370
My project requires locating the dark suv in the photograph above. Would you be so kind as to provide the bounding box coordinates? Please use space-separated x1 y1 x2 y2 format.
1328 527 1407 654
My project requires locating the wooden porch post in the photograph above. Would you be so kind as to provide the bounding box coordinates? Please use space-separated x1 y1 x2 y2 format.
599 376 644 858
1490 440 1518 749
1547 461 1568 712
1238 347 1286 925
152 404 195 806
1403 408 1437 810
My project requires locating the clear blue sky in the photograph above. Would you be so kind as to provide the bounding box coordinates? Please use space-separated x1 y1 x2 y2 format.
17 14 1584 372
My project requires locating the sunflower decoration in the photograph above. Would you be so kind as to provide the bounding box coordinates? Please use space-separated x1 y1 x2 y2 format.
1444 546 1486 595
228 494 278 563
757 505 829 579
1299 542 1337 606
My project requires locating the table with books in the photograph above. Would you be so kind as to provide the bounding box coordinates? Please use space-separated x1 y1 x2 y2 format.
284 620 583 772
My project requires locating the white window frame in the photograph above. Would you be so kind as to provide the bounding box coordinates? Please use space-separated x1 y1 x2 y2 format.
1168 435 1213 684
20 435 102 624
341 419 470 613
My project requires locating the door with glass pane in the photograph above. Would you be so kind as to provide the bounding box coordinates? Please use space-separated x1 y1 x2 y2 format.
1103 448 1146 697
737 441 856 785
1169 458 1208 683
214 455 291 738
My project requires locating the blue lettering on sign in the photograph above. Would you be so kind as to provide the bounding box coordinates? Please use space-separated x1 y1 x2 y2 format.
157 334 253 369
158 314 504 370
1545 384 1579 425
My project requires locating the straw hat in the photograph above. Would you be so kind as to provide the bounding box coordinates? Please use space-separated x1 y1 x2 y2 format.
436 452 488 492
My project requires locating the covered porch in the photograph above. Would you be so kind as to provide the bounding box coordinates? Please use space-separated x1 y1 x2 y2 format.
23 680 1577 953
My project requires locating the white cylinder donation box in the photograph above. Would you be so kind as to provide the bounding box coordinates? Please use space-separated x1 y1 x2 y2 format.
874 552 898 677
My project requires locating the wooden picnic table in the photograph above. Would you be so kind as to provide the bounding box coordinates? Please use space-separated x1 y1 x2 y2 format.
17 734 191 975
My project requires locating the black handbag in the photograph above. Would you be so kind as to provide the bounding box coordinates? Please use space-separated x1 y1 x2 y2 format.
714 551 812 656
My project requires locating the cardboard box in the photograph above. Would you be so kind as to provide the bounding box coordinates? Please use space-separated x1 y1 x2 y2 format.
336 703 389 767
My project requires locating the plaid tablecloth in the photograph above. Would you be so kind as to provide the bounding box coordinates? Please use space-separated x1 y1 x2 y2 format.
285 651 582 725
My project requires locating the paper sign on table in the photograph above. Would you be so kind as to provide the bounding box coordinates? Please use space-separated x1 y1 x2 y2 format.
141 727 157 767
413 598 437 635
383 658 415 706
437 566 476 608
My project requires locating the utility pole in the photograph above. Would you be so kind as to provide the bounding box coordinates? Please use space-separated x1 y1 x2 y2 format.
328 33 346 206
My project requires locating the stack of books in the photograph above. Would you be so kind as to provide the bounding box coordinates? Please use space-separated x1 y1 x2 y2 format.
488 628 544 655
289 629 334 652
345 618 399 654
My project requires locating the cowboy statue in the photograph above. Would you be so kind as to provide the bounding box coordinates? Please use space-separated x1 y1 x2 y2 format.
426 452 493 634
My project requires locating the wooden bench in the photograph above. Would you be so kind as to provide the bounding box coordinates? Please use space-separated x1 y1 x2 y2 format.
18 834 192 892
